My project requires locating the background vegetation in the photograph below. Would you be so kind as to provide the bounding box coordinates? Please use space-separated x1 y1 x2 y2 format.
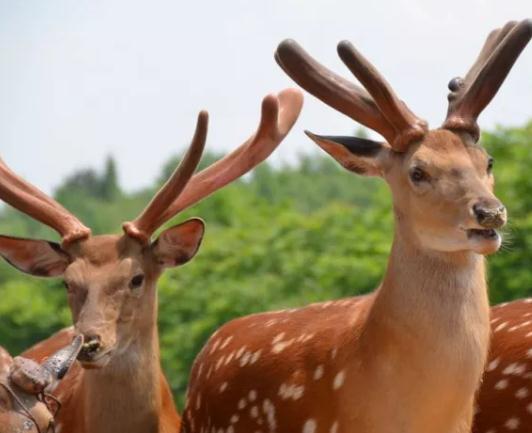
0 121 531 407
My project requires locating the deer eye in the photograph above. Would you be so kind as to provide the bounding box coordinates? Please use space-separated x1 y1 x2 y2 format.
130 274 145 289
487 157 494 174
409 167 429 183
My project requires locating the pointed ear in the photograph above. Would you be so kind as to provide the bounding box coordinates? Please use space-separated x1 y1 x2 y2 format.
152 218 205 268
305 131 392 177
0 235 70 277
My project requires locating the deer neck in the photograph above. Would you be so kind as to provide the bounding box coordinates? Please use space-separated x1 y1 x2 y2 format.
81 299 162 433
362 223 490 387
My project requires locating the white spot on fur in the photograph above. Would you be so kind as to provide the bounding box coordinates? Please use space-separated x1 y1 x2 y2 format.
272 333 285 344
486 358 500 371
219 382 228 393
330 421 339 433
262 399 276 431
494 322 508 332
279 383 305 400
494 379 508 390
333 370 346 390
249 390 257 401
236 347 246 359
220 336 233 349
250 350 262 364
240 351 252 367
272 339 294 354
230 414 239 424
313 365 324 380
250 405 259 418
210 339 221 354
303 419 317 433
225 352 235 365
515 387 529 399
238 398 247 410
505 417 520 430
502 363 526 376
216 356 226 370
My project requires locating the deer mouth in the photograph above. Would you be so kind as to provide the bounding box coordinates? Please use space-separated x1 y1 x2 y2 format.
466 228 499 240
78 349 113 369
463 227 502 254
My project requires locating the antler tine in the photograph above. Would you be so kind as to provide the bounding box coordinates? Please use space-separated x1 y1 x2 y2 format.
275 40 396 144
123 111 208 243
444 19 532 141
151 88 303 228
0 159 91 245
337 41 428 152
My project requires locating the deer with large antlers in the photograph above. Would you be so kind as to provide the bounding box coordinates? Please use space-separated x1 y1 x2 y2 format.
181 20 531 433
0 88 303 433
0 336 82 433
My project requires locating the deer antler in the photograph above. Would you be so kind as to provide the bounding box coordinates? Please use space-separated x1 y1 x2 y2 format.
0 159 91 245
336 41 428 151
123 88 303 243
275 40 427 152
443 19 532 141
122 112 208 243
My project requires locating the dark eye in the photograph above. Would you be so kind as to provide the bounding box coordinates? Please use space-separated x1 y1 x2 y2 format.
409 167 429 183
487 157 494 174
63 281 72 292
130 274 144 289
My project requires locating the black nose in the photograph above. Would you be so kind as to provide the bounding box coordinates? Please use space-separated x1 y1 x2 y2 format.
79 335 101 360
473 199 506 229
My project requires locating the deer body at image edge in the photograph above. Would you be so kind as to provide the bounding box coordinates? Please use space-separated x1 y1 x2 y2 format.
182 20 531 433
0 89 303 433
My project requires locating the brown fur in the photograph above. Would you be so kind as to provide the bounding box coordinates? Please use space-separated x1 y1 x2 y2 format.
183 129 504 433
473 299 532 433
8 223 204 433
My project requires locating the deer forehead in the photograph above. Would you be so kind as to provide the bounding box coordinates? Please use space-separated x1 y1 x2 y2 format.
64 253 143 290
405 130 487 171
66 234 143 263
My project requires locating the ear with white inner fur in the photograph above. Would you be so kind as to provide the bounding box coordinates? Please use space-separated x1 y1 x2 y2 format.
0 235 69 277
305 131 392 177
152 218 205 268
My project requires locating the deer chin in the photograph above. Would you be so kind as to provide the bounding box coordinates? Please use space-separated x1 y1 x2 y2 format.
464 227 502 255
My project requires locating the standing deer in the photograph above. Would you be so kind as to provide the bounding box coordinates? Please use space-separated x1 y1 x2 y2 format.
181 20 531 433
0 336 82 433
473 299 532 433
0 88 303 433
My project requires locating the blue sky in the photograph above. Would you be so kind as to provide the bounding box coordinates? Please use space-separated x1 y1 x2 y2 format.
0 0 530 193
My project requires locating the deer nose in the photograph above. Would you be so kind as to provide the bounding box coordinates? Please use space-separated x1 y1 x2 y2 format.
472 199 506 229
79 334 102 360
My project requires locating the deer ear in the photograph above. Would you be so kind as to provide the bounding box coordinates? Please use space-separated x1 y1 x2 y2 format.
152 218 205 268
305 131 392 177
0 235 69 277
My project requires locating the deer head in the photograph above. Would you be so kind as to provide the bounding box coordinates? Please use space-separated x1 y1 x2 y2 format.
276 20 531 256
0 336 82 433
0 89 303 368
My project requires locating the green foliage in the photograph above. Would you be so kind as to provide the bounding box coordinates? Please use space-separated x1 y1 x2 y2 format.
0 121 530 407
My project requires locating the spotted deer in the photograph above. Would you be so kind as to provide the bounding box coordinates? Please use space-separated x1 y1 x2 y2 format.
473 299 532 433
0 88 303 433
0 336 82 433
181 20 531 433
